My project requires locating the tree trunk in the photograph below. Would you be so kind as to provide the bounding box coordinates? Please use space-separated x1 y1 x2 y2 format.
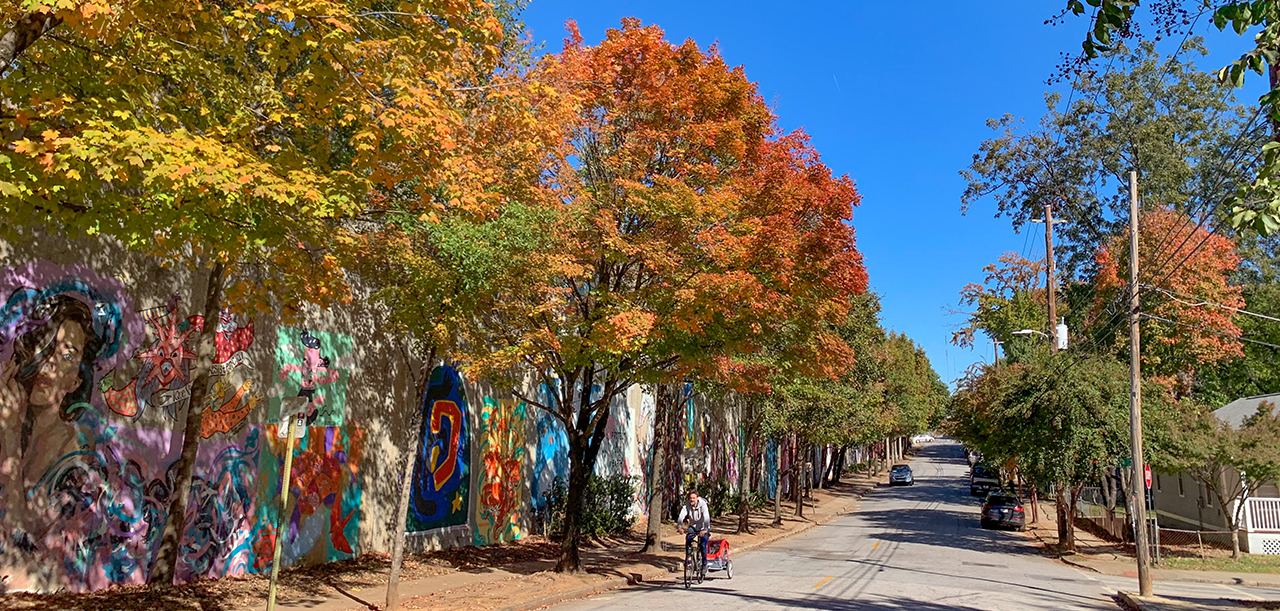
385 346 435 610
795 440 806 519
1 12 62 76
556 371 613 573
1055 486 1074 552
150 261 226 586
772 438 782 525
737 428 752 534
641 383 673 553
831 446 846 486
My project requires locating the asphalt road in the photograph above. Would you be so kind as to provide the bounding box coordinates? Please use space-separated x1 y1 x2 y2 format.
551 440 1280 610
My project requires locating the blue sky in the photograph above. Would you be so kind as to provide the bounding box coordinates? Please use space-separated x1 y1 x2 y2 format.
519 1 1259 387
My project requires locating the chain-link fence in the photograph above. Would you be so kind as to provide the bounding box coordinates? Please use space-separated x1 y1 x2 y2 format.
1153 527 1243 561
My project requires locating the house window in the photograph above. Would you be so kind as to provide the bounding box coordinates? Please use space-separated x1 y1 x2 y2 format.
1178 473 1185 497
1156 473 1162 492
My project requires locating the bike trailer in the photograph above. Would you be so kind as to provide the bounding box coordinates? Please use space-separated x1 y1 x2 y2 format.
705 539 730 571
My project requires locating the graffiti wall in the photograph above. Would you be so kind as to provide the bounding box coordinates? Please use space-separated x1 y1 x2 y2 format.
472 398 527 545
0 257 381 593
0 247 741 592
407 365 470 533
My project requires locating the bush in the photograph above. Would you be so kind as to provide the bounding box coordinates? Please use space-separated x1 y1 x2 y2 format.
541 474 638 539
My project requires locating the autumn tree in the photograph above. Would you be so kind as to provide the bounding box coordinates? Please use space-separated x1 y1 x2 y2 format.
462 19 866 572
0 0 505 586
1093 207 1244 392
951 252 1053 364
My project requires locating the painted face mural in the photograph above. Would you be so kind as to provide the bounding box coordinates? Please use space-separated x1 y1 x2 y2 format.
473 398 526 545
270 328 350 428
407 365 469 533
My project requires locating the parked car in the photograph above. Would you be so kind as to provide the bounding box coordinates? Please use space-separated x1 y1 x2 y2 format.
889 464 914 486
910 433 934 444
980 492 1026 531
970 463 1000 497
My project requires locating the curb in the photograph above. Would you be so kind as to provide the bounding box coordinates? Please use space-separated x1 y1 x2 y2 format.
494 485 872 611
1116 591 1142 611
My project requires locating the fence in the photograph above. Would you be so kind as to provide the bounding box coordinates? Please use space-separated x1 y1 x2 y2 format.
1074 486 1129 542
1154 527 1243 561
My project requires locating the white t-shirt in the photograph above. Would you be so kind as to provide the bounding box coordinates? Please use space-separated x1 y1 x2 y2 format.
679 497 711 532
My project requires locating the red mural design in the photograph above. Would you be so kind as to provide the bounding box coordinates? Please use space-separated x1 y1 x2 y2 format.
430 400 462 490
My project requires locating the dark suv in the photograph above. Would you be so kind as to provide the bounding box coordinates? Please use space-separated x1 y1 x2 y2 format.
969 463 999 497
980 492 1026 531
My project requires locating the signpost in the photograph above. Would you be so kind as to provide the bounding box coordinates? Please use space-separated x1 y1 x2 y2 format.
266 396 310 611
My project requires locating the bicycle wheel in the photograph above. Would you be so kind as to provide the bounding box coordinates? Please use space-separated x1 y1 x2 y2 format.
683 545 692 589
697 551 705 584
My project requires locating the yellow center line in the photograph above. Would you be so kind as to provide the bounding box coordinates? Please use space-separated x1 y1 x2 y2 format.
813 575 834 588
871 541 881 550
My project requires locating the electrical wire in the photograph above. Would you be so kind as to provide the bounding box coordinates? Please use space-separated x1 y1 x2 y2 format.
1140 313 1280 350
1141 284 1280 324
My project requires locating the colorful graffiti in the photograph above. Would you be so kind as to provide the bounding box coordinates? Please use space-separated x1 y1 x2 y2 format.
269 328 351 428
532 384 568 512
101 299 259 438
253 424 363 569
407 365 469 533
473 397 527 545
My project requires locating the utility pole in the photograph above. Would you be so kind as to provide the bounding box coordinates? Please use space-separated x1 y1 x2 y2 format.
993 340 1003 369
1031 203 1063 352
1128 170 1154 597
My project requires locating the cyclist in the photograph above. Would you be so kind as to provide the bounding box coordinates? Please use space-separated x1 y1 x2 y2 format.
677 490 711 573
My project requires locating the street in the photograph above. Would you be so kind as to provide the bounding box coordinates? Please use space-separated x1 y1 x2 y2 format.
551 440 1280 610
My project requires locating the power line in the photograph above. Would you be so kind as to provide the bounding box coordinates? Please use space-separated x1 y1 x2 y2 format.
1141 284 1280 324
1140 313 1280 350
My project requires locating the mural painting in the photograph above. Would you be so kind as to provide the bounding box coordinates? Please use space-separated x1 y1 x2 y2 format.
0 261 265 592
101 298 259 437
472 397 527 545
531 384 567 512
177 428 262 582
633 389 654 514
253 423 364 569
407 365 470 533
269 327 351 428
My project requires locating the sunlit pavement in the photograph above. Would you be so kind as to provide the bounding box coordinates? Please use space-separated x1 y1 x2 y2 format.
549 440 1280 610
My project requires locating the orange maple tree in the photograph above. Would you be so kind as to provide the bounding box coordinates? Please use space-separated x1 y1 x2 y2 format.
460 19 867 572
1094 207 1243 391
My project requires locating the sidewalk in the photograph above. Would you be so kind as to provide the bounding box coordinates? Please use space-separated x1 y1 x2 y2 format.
0 470 891 611
256 471 888 611
1024 501 1280 590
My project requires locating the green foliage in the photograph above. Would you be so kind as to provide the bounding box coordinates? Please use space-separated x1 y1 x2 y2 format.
1148 400 1280 539
962 40 1261 275
950 352 1171 492
1062 1 1280 236
1194 283 1280 402
540 475 638 539
691 477 736 518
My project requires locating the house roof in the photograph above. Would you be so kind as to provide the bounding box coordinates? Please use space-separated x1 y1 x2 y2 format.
1213 393 1280 429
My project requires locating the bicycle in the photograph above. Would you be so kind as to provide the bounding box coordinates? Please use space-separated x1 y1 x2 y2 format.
683 531 706 588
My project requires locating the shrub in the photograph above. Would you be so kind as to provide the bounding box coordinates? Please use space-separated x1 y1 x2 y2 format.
541 474 637 540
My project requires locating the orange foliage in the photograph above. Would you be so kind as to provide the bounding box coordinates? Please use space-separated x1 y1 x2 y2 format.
1094 207 1243 386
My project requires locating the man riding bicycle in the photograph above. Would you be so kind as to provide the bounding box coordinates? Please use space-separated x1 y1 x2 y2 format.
677 491 711 572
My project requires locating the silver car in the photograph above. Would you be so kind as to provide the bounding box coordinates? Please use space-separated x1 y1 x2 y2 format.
889 464 914 486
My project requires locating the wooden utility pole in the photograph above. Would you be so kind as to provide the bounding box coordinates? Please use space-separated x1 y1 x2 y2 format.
1043 203 1058 352
1031 203 1061 352
1128 170 1154 597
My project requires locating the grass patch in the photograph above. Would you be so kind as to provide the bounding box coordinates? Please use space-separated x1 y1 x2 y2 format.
1158 554 1280 574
